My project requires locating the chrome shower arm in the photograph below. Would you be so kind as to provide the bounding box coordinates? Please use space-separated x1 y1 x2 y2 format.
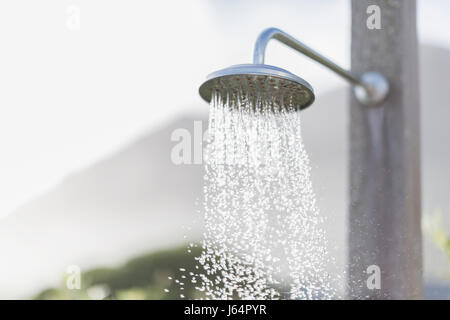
253 27 389 106
253 28 364 87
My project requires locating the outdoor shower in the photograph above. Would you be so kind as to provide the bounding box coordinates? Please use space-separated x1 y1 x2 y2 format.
194 27 399 300
199 27 389 109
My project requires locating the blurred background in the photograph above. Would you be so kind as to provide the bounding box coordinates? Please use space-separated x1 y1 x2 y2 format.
0 0 449 299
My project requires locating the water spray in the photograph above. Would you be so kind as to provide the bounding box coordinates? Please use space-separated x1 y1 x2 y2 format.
192 28 390 300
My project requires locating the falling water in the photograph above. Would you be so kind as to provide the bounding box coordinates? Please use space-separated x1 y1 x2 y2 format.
193 87 336 300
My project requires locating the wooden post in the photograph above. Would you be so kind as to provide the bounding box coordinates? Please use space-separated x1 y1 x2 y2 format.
349 0 423 299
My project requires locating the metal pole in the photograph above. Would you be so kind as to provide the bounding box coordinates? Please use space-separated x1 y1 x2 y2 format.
349 0 423 299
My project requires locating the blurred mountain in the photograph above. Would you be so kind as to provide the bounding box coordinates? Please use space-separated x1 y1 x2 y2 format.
0 117 206 298
0 45 449 299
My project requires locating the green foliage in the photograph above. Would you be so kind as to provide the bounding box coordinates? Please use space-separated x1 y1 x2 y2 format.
423 210 450 277
33 245 204 300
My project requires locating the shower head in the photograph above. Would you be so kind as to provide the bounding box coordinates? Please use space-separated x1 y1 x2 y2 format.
199 28 389 110
199 64 315 111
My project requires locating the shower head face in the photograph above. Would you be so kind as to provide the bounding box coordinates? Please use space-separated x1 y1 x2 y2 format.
199 64 315 111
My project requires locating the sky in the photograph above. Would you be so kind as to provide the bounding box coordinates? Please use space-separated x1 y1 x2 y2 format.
0 0 449 219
